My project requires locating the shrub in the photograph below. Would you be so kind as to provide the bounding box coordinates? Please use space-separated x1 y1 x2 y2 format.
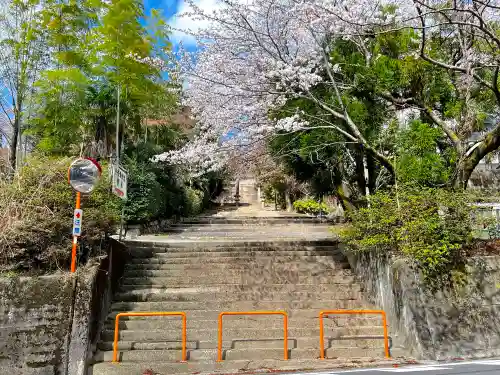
122 141 221 223
0 155 121 272
183 187 205 217
124 159 165 223
396 121 452 187
339 188 472 286
293 198 329 215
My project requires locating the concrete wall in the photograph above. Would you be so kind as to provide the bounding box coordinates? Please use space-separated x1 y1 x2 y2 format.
0 240 128 375
0 274 75 375
346 249 500 360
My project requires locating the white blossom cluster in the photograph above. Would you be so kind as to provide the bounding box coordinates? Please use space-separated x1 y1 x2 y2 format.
266 57 323 93
153 138 228 175
275 114 310 132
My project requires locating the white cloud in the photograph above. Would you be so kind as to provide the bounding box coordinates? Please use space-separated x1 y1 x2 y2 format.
169 0 222 44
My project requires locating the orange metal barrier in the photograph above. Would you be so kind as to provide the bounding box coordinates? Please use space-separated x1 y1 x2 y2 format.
217 311 289 361
319 309 390 360
112 312 187 363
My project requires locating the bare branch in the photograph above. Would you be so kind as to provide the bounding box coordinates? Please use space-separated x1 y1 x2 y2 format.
424 107 461 147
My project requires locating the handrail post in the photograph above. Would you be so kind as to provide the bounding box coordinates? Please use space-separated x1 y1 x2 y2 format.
381 311 390 358
181 313 187 362
217 313 223 362
113 312 187 364
319 311 325 360
217 311 288 362
318 309 390 360
283 312 289 360
112 313 122 363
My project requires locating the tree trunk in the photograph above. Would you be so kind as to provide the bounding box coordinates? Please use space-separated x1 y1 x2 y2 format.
455 123 500 189
285 189 293 212
9 112 20 173
351 144 367 197
455 157 479 190
335 183 355 214
366 153 377 194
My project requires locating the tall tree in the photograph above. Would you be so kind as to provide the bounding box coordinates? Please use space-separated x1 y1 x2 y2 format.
0 0 46 171
156 0 499 190
28 0 178 156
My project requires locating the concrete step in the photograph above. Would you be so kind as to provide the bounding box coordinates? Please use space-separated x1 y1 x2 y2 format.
126 256 346 266
158 232 332 239
106 308 373 321
158 236 333 242
128 242 342 254
117 283 361 294
127 248 345 259
101 326 383 342
91 357 403 375
97 337 388 351
126 260 350 273
116 268 358 291
121 266 352 278
168 222 328 228
163 225 332 233
124 259 349 270
97 338 390 354
125 253 348 266
129 247 344 259
98 340 199 351
124 240 339 250
229 337 389 350
123 262 351 273
110 300 368 312
119 275 357 286
113 289 364 302
94 346 388 363
103 317 383 332
172 217 331 225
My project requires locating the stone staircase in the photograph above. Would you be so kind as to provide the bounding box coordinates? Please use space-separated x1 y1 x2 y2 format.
212 178 259 207
91 193 403 374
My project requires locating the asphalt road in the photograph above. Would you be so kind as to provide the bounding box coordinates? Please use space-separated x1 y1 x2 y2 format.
286 360 500 375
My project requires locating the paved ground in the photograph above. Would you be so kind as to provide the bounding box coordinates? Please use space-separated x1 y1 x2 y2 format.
284 360 500 375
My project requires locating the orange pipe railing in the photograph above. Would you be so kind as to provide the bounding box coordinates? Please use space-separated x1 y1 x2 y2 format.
70 192 81 273
319 309 390 360
217 311 288 361
112 312 187 363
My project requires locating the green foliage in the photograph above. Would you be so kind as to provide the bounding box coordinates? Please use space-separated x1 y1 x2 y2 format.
122 138 221 224
267 18 500 197
124 159 165 223
0 138 222 272
340 188 472 286
396 121 452 187
27 0 178 155
0 155 121 272
268 126 346 198
293 198 329 215
183 187 205 217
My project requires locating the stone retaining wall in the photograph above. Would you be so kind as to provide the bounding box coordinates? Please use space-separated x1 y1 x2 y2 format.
346 249 500 360
0 240 128 375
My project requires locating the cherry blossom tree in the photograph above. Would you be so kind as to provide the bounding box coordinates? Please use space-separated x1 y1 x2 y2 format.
155 0 499 189
154 0 414 172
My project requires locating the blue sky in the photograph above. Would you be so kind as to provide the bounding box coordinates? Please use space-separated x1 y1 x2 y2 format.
145 0 220 49
145 0 240 142
145 0 179 21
